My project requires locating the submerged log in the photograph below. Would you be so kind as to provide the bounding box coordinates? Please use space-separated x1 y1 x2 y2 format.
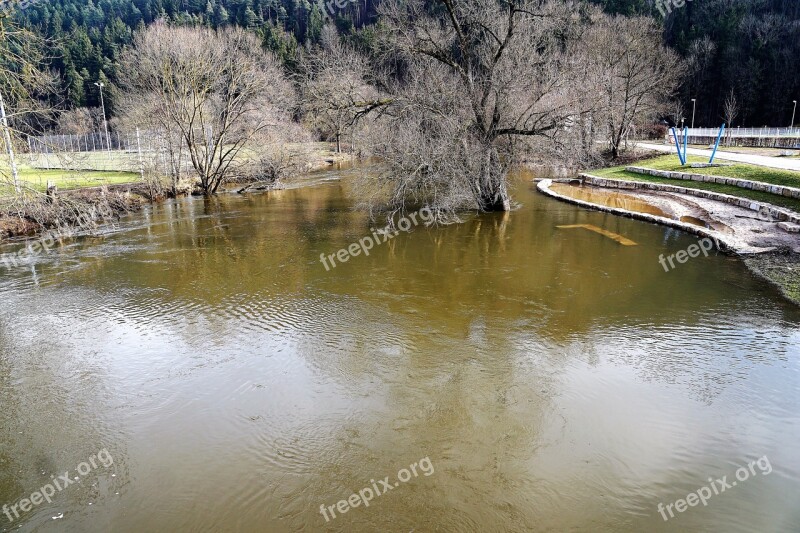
237 181 280 194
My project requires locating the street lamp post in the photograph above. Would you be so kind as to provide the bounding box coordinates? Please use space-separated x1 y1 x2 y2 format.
691 98 697 129
792 100 797 129
94 82 111 152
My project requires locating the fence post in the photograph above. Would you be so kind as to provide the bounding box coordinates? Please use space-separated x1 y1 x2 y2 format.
136 128 144 180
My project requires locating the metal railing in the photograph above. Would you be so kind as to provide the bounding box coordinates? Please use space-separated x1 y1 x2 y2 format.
685 127 800 138
670 127 800 149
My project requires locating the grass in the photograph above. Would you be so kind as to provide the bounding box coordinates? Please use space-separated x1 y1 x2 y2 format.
2 149 142 194
600 154 800 188
25 151 142 169
591 155 800 212
7 166 139 191
24 167 137 188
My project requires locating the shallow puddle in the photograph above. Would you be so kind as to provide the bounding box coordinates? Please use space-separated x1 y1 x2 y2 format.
549 182 670 217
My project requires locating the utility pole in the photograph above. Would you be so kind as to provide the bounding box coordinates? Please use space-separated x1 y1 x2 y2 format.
95 81 111 152
0 89 20 193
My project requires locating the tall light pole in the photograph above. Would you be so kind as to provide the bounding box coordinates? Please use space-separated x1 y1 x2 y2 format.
94 81 111 152
792 100 797 129
0 89 20 193
691 98 697 129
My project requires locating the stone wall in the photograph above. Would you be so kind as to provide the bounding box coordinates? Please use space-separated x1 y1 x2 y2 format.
625 167 800 200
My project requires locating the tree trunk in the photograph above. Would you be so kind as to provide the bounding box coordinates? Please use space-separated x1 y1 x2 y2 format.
482 183 511 211
479 145 511 212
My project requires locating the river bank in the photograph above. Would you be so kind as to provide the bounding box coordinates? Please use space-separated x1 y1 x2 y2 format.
0 144 351 242
538 154 800 305
0 185 149 241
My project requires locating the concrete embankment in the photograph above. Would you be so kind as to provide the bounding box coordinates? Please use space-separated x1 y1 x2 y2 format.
536 176 800 305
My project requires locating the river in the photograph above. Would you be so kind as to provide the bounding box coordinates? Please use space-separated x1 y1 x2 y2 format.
1 167 798 532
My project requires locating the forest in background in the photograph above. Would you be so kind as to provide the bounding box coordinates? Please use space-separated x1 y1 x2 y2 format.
5 0 800 127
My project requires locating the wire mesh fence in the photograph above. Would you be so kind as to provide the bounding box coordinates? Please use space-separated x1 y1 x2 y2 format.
21 129 195 175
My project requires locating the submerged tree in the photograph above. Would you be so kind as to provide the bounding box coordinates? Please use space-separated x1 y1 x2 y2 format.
119 23 295 195
358 0 596 216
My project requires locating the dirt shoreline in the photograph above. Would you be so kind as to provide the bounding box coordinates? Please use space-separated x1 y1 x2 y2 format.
743 252 800 306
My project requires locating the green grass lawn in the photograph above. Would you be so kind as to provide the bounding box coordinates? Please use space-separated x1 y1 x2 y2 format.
599 154 800 188
23 151 142 171
591 155 800 212
2 165 140 193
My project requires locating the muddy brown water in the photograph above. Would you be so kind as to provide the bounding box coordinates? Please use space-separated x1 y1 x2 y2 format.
549 182 670 218
1 167 799 532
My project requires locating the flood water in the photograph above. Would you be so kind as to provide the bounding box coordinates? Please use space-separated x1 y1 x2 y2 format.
1 167 799 532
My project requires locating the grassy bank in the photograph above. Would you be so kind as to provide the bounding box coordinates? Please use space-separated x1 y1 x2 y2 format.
0 141 350 241
590 155 800 212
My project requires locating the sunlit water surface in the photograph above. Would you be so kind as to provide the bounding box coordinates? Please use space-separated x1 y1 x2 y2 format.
1 168 799 532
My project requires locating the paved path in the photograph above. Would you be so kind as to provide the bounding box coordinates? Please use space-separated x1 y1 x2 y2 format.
638 142 800 172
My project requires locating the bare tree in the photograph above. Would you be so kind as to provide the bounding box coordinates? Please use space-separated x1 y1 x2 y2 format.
722 88 739 145
1 15 56 194
585 14 683 159
119 23 295 195
362 0 595 215
0 15 54 112
298 25 383 154
56 107 105 135
670 100 685 129
116 91 190 195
